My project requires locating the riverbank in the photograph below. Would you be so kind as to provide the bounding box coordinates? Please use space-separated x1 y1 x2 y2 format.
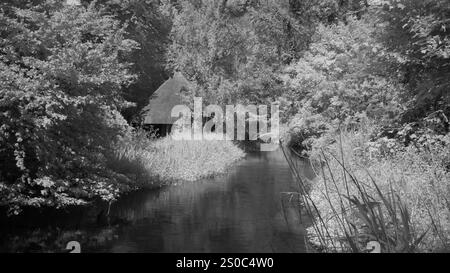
0 130 245 217
286 124 450 253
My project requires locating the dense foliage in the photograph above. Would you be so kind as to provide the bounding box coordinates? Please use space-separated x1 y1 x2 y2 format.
0 1 449 251
281 16 405 151
279 0 450 252
283 0 449 154
166 0 306 105
0 1 138 214
379 0 450 121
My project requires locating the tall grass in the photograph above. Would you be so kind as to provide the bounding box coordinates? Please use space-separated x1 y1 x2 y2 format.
282 129 450 253
111 130 245 186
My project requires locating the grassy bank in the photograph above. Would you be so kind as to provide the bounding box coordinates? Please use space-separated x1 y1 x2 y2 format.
286 126 450 252
112 131 245 187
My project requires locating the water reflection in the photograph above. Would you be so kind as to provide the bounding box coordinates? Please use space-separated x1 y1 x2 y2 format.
97 150 313 253
0 150 314 253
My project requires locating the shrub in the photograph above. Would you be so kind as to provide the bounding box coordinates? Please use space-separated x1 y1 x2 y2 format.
286 110 332 155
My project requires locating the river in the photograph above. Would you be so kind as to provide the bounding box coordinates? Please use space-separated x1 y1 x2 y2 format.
0 149 315 253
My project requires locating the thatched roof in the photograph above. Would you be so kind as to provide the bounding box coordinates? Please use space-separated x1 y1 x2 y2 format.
142 72 190 125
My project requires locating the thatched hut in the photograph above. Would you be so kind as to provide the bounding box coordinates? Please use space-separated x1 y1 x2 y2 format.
141 72 190 136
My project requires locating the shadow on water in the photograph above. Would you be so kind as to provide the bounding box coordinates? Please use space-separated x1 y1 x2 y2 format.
0 149 315 253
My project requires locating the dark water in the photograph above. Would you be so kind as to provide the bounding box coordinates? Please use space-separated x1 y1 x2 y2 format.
0 149 315 253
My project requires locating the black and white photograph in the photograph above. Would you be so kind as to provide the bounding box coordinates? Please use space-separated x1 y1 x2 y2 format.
0 0 449 262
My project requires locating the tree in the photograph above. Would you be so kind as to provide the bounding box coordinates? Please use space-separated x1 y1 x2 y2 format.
282 15 404 125
282 15 405 151
166 0 305 106
379 0 450 121
0 1 138 214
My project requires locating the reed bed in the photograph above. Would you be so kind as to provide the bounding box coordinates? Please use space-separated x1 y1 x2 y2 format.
111 130 245 186
282 130 450 253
